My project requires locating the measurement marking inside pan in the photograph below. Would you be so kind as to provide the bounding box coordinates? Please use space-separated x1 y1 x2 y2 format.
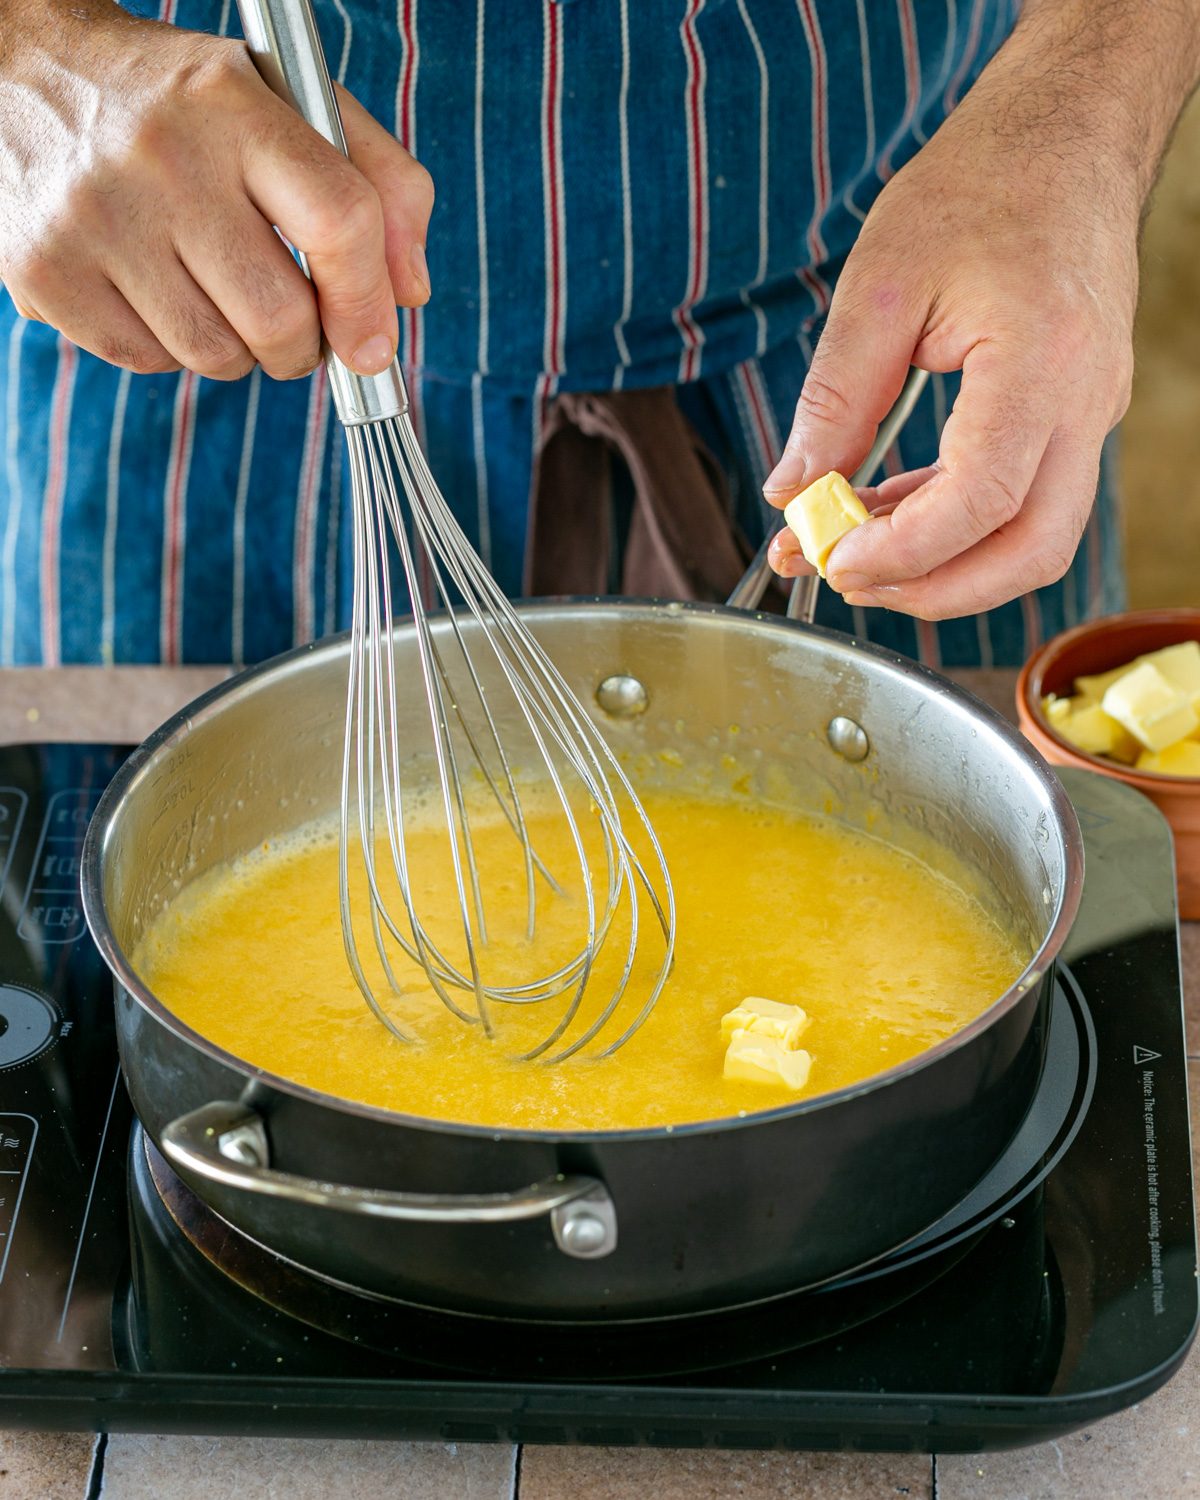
56 1066 121 1343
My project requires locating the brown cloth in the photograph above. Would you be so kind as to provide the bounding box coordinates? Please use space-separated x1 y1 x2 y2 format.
525 388 755 602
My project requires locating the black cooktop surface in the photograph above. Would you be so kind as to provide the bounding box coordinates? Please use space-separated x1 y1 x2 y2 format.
0 742 1193 1452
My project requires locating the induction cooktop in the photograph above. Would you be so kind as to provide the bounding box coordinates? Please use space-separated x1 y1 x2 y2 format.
0 742 1193 1453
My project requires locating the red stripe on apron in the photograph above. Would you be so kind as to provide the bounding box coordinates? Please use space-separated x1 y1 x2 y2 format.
398 0 422 376
395 0 432 608
39 338 77 668
915 618 942 668
674 0 708 382
944 0 986 112
795 0 832 314
739 362 779 475
880 0 921 179
1020 589 1043 657
543 0 566 378
883 439 939 668
161 370 198 665
293 366 329 645
1085 513 1103 618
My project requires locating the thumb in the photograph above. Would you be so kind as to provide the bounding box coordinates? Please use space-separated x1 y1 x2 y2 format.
764 267 919 504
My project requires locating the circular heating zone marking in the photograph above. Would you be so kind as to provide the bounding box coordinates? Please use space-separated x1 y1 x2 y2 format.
0 985 60 1069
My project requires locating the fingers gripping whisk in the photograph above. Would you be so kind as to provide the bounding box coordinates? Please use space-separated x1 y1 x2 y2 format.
336 400 677 1063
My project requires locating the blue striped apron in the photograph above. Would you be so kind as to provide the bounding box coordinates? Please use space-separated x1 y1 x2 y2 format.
0 0 1122 670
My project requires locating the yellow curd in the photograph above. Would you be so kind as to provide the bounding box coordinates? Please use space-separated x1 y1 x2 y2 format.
134 791 1026 1132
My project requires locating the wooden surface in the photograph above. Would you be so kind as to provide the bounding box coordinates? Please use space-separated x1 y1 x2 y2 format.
0 666 230 745
0 664 1196 1500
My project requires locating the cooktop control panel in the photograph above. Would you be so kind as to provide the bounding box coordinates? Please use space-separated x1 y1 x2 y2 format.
0 746 129 1368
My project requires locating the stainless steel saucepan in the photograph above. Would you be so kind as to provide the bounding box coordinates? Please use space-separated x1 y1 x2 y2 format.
82 600 1081 1321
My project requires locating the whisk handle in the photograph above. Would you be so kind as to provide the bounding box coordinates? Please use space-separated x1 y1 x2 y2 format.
235 0 347 154
234 0 408 426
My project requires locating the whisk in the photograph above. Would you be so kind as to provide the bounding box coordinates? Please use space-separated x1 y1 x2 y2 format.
237 0 675 1062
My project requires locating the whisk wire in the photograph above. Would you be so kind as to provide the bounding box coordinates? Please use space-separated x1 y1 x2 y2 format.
339 406 676 1062
338 446 415 1046
387 435 607 1045
358 424 493 1031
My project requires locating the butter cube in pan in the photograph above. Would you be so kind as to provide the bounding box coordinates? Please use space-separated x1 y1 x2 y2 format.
723 1031 813 1091
720 995 810 1050
1102 663 1200 753
783 472 869 578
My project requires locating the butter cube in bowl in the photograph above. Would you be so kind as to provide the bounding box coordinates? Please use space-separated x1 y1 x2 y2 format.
1016 608 1200 918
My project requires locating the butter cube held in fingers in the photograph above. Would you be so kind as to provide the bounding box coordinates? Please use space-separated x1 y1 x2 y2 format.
783 472 870 579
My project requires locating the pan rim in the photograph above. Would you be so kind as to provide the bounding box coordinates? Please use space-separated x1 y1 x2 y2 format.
80 597 1084 1144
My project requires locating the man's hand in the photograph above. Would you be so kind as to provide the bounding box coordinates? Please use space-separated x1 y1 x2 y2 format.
0 0 433 379
766 0 1200 620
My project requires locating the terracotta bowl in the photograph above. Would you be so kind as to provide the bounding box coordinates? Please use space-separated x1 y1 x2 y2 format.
1017 608 1200 919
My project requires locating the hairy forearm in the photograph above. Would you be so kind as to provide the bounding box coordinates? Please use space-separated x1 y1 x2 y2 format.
0 0 128 70
972 0 1200 216
768 0 1186 616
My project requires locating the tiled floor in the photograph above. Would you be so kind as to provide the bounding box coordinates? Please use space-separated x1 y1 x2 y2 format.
94 1436 518 1500
0 1432 97 1500
518 1448 934 1500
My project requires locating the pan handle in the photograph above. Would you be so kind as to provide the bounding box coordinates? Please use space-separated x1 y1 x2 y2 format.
160 1100 618 1260
727 365 930 619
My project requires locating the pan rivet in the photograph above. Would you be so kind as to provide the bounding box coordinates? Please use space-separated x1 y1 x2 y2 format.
596 674 649 718
559 1211 610 1256
827 716 870 762
1001 1217 1016 1230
